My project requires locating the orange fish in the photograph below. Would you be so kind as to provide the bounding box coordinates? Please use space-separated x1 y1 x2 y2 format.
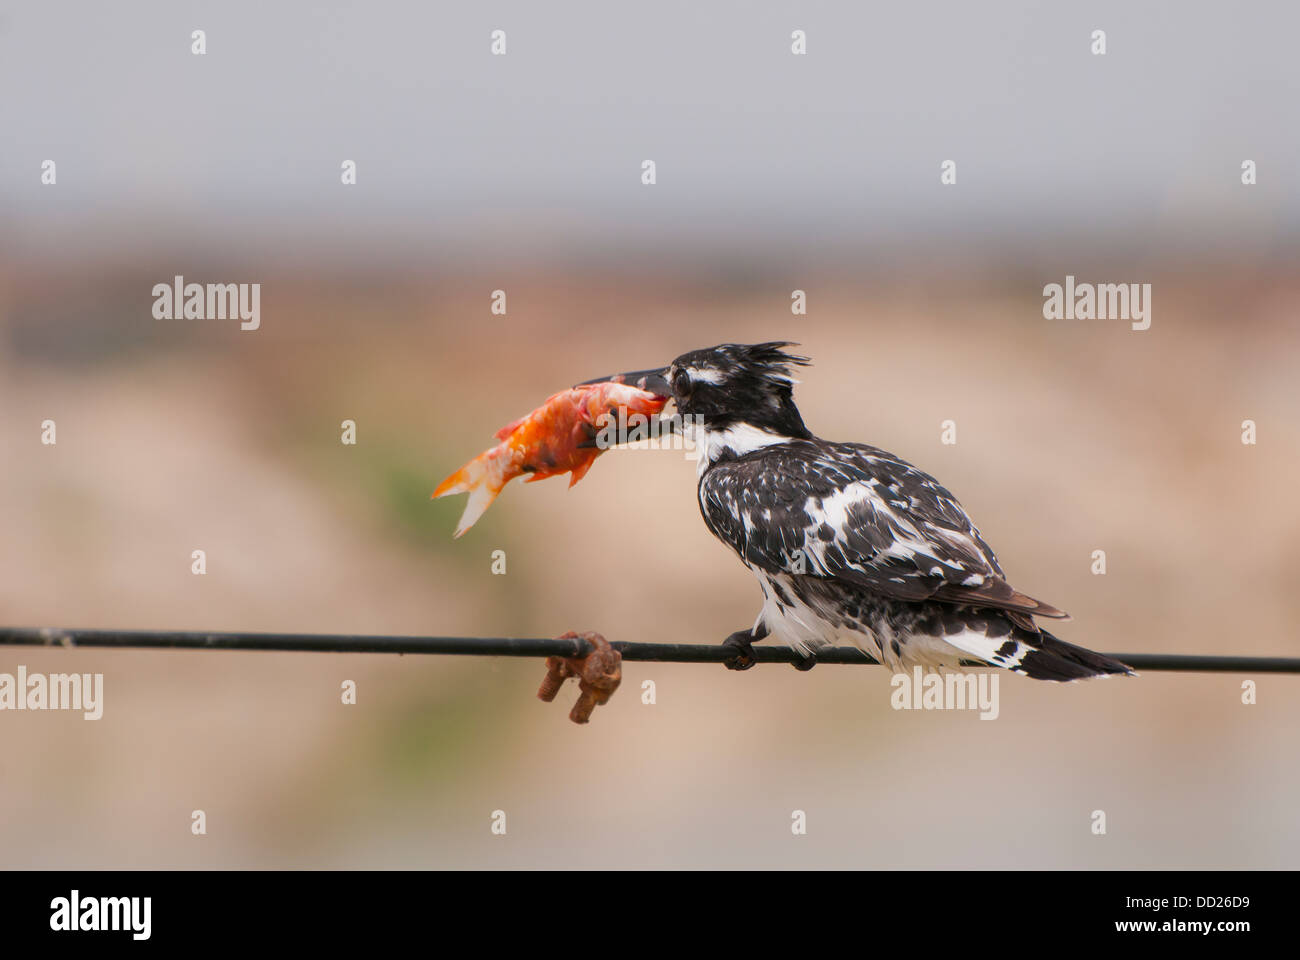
433 380 669 537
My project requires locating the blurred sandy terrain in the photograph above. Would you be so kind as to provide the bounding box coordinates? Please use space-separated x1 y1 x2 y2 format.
1 264 1297 868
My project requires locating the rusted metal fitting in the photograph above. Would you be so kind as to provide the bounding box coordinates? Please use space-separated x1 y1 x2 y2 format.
536 631 622 724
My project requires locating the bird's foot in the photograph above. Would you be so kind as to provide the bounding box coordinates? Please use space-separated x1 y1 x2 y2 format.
790 651 817 672
722 629 758 671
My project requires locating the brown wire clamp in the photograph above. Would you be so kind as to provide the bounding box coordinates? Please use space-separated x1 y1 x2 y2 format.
536 631 622 724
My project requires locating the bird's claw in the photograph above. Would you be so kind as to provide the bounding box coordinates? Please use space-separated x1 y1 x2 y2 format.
791 653 817 672
722 630 758 671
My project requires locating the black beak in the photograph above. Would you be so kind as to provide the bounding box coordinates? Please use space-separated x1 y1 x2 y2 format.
575 366 671 399
573 366 678 447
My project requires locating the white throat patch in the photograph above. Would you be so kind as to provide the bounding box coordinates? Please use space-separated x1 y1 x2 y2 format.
693 422 790 475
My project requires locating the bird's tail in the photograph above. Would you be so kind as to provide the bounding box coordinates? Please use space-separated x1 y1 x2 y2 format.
1008 630 1135 681
940 620 1134 681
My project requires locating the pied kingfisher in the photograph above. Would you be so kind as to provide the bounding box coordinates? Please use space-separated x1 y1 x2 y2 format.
595 342 1133 681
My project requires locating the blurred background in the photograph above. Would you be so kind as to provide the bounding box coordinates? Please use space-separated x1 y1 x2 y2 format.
2 1 1298 868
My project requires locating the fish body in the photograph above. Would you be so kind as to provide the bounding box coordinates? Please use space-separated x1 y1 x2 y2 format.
433 381 668 536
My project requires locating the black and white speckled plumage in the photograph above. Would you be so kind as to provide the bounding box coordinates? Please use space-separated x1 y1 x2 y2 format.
668 342 1132 681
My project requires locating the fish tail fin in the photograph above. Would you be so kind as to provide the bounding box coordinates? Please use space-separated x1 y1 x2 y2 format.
432 456 504 537
451 483 501 538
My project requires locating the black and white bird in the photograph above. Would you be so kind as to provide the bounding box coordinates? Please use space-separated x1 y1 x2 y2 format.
594 342 1132 681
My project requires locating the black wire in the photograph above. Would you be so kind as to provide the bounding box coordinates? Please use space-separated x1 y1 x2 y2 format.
0 627 1296 673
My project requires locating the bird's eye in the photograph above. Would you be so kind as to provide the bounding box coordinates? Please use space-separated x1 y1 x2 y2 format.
672 370 692 396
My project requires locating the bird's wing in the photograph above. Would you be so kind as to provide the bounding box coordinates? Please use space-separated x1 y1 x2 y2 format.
697 439 1067 623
